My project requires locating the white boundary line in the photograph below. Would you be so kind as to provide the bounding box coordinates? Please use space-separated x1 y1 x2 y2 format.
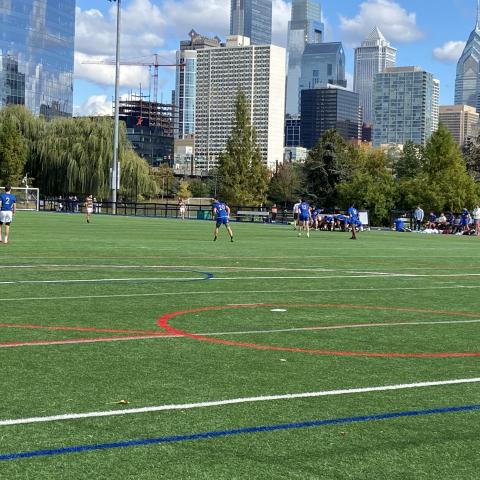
4 273 480 286
1 377 478 427
2 284 480 302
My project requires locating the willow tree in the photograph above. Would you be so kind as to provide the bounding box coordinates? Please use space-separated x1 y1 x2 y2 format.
0 113 27 185
30 116 152 198
218 91 269 206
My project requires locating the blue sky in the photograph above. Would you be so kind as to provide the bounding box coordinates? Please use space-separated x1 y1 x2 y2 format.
74 0 478 114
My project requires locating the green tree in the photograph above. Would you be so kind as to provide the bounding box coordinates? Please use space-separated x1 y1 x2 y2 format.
337 146 397 226
0 113 28 185
421 123 477 211
303 129 352 207
218 91 269 206
268 162 304 207
462 134 480 181
188 178 211 197
177 180 192 199
394 141 424 179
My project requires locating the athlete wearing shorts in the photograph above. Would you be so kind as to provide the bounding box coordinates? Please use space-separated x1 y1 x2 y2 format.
212 197 234 242
0 186 16 244
85 194 94 223
298 199 311 238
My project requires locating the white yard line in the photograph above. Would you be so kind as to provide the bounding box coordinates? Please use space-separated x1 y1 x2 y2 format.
1 284 480 302
1 377 478 427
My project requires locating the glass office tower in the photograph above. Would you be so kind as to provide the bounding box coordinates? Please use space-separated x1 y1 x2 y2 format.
373 67 439 147
286 0 324 115
230 0 272 45
455 1 480 111
0 0 75 117
354 27 396 124
299 42 346 92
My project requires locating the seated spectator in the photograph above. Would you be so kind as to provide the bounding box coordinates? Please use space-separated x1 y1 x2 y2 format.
425 212 437 229
437 212 447 230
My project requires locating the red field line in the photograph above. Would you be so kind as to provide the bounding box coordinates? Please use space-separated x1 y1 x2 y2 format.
157 304 480 358
0 323 165 335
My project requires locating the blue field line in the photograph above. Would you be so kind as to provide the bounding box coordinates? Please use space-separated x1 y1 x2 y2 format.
1 404 479 462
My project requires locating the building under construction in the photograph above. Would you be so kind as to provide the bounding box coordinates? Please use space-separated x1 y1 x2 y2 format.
118 93 174 167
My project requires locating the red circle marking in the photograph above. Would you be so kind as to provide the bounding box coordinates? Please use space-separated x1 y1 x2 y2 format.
157 304 480 358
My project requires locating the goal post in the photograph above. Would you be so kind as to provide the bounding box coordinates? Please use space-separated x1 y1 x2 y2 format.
1 187 40 211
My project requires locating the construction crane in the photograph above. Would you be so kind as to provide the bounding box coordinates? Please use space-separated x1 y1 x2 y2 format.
83 54 183 104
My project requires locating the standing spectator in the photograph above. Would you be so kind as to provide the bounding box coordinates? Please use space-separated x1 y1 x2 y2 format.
461 208 471 233
270 204 278 223
473 205 480 236
414 205 424 231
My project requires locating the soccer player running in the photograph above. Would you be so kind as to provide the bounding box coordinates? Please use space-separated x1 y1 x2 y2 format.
84 194 94 223
298 198 311 238
347 203 359 240
0 185 16 244
212 197 234 242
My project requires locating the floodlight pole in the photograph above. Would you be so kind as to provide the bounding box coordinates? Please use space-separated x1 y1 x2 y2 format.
111 0 121 214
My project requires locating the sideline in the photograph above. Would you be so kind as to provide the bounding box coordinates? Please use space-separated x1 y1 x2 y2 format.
0 377 479 427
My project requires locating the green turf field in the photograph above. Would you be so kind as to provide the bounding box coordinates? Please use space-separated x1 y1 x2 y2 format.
0 212 479 479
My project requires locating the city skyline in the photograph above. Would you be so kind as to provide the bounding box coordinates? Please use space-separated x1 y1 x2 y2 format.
73 0 475 115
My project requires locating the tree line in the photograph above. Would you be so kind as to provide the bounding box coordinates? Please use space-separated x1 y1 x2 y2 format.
269 125 478 225
0 105 156 199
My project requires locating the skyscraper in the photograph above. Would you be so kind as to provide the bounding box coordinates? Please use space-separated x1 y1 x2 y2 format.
300 86 361 148
354 27 396 124
195 36 285 170
455 1 480 111
299 43 346 92
230 0 272 45
0 0 75 117
286 0 324 115
373 67 439 147
439 105 479 147
175 30 221 139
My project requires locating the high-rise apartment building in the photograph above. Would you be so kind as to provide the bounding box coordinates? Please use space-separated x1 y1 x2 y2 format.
373 67 440 147
439 105 479 146
286 0 324 115
299 43 346 92
195 36 285 170
0 0 75 117
354 27 396 124
230 0 272 45
300 86 361 149
455 1 480 111
175 30 221 139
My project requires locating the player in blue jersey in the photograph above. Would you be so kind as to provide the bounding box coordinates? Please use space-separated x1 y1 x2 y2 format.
347 204 359 240
0 186 16 244
298 199 311 238
212 197 234 242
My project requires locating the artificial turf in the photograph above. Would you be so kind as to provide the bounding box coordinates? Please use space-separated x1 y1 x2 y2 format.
0 212 479 479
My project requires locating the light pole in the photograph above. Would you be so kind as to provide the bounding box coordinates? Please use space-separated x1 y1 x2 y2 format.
109 0 121 213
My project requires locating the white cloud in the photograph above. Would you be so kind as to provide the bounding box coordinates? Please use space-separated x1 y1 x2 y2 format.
433 41 466 63
345 72 354 91
272 0 291 47
74 95 112 117
339 0 423 45
74 52 151 89
161 0 229 38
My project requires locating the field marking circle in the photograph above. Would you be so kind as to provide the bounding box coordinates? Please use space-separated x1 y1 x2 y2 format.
157 304 480 358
